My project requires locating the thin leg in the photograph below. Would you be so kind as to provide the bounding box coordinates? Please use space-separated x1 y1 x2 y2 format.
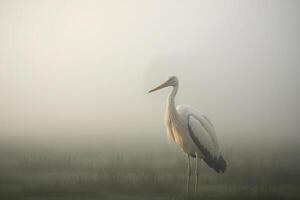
186 155 191 194
194 154 199 193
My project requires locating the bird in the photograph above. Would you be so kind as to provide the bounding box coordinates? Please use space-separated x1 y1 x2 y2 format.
148 76 226 194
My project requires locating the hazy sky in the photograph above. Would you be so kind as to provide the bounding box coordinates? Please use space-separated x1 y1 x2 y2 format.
0 0 299 142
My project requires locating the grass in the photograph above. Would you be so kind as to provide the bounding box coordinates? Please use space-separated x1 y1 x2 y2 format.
0 140 299 200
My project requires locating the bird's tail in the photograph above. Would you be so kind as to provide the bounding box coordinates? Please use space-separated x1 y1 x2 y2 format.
216 155 227 173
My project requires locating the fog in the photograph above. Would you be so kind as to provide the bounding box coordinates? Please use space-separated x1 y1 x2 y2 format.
0 0 299 149
1 1 300 199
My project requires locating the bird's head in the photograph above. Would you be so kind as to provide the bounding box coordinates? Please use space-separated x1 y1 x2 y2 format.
148 76 178 93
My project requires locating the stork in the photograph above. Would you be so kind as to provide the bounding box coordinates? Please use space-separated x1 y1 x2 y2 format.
148 76 226 193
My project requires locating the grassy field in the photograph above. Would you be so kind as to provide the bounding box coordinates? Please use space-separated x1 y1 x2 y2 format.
0 135 299 200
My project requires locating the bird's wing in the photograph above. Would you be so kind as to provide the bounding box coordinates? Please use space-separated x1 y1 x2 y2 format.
188 113 227 172
176 105 226 172
177 105 220 152
188 113 219 158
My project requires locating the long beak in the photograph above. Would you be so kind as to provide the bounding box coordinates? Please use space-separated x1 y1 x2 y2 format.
148 81 169 93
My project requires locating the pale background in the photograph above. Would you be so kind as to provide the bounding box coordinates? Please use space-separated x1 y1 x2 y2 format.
0 0 299 150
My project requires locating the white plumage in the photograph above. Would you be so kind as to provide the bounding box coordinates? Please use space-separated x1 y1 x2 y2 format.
149 76 226 193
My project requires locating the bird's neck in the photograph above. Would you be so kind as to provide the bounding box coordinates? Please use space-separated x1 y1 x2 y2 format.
167 85 178 118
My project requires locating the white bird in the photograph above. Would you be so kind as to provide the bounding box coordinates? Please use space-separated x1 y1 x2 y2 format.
148 76 226 193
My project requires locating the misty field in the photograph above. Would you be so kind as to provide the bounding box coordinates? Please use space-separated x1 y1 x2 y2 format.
0 134 299 200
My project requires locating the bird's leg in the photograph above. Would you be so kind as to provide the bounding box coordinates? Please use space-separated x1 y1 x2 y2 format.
186 155 191 194
194 154 199 194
